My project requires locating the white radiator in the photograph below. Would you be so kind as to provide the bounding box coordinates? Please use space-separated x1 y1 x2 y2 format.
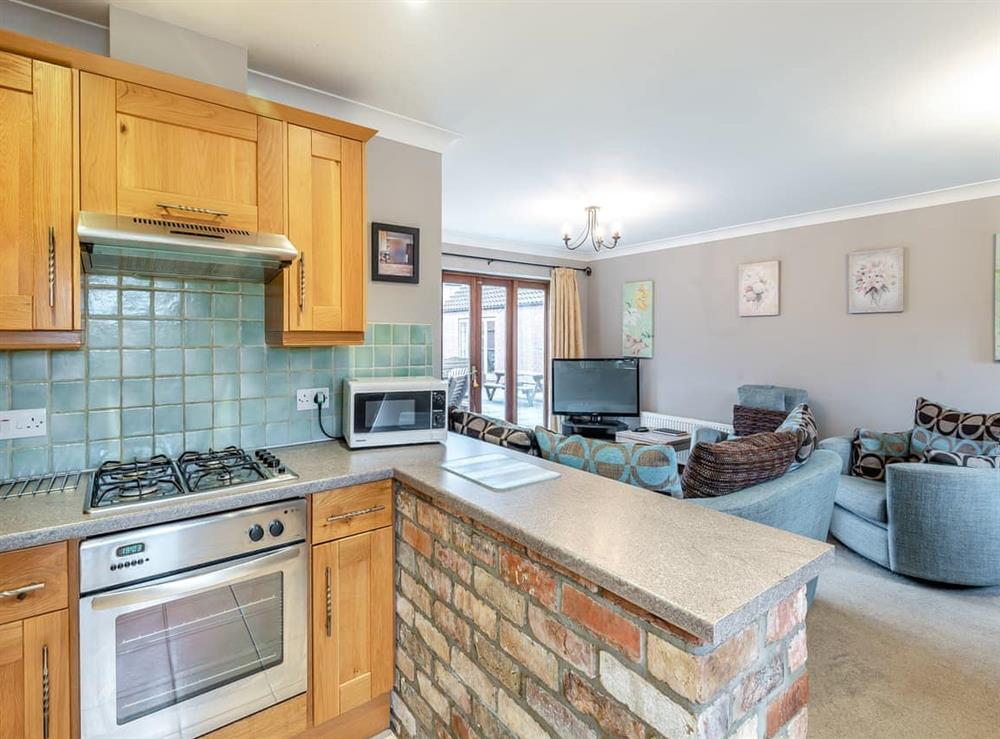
639 411 733 463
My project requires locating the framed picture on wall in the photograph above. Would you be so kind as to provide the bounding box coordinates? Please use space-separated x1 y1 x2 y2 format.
372 222 420 284
848 246 904 314
738 260 780 316
994 236 999 361
622 280 653 358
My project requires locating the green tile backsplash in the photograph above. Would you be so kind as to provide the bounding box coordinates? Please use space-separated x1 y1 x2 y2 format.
0 275 433 479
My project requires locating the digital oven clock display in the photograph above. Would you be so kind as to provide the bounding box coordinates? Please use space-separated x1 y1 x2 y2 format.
115 543 145 558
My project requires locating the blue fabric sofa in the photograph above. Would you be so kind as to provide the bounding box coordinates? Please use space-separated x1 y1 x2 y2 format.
737 384 809 412
688 427 840 602
820 436 1000 586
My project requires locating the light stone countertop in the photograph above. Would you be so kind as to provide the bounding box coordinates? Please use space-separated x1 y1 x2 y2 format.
0 434 832 644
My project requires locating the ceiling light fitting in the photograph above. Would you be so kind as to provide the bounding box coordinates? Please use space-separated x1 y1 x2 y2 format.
561 206 621 252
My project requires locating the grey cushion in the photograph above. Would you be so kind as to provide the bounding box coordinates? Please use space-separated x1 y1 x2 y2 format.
738 384 809 412
835 475 888 524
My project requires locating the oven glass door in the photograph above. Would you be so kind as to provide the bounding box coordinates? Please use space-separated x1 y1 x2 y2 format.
354 391 431 434
115 571 283 724
80 544 307 739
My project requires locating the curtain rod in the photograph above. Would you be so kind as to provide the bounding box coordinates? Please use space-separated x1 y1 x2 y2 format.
441 251 592 276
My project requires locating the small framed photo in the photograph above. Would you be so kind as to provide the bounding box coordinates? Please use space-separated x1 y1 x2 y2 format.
372 222 419 284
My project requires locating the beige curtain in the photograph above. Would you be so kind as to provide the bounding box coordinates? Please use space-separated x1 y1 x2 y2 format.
548 267 584 431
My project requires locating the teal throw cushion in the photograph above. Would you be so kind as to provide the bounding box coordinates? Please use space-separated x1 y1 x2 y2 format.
851 428 917 481
534 427 681 495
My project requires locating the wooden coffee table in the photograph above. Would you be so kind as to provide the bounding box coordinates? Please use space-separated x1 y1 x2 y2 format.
615 428 692 451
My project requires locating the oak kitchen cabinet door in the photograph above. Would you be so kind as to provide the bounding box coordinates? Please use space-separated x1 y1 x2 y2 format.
266 124 365 346
0 610 71 739
0 51 78 347
80 74 281 232
311 526 393 727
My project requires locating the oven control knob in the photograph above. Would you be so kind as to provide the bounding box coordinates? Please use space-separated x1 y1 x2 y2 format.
269 519 285 537
265 457 281 469
248 524 265 542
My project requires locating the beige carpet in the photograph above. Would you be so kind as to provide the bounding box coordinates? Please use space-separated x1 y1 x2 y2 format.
807 541 1000 738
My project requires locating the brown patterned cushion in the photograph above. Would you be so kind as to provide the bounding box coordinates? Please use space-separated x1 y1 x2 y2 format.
733 404 788 436
910 397 1000 456
850 428 918 481
449 408 536 455
924 450 1000 469
681 431 798 498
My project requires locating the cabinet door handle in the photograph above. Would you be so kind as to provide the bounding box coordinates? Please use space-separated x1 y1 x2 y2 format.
42 644 50 739
325 504 385 524
156 202 229 218
47 226 56 308
0 582 45 600
324 566 332 638
298 253 306 312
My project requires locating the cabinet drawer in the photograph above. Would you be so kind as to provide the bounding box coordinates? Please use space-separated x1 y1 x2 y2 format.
311 481 393 544
0 542 68 626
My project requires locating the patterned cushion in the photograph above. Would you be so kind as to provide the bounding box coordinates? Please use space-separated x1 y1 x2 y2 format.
449 409 536 455
924 450 1000 469
733 405 788 436
533 427 681 495
850 428 917 481
911 397 1000 456
681 431 798 499
776 403 818 471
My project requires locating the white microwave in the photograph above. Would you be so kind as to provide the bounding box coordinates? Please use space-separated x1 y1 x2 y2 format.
343 377 449 448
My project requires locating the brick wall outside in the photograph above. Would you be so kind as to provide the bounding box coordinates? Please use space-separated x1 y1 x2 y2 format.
391 482 810 739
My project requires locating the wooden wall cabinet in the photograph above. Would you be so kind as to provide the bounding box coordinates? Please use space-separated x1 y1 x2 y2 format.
79 74 283 232
0 542 71 739
310 482 393 735
0 51 81 349
265 125 366 347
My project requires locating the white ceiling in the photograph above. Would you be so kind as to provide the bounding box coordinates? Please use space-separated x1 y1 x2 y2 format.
27 1 1000 256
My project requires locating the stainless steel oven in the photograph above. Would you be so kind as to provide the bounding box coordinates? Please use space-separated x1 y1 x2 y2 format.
78 500 307 739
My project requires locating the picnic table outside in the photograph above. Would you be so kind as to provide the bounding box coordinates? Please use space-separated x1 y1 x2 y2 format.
484 371 544 405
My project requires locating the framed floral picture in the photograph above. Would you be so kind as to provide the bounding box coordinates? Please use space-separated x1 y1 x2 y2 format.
848 247 903 314
622 280 653 358
738 260 780 317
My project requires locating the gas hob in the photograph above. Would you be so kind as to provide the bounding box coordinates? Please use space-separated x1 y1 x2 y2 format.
86 446 297 512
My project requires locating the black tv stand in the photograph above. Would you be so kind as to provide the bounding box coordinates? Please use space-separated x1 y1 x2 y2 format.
561 416 628 440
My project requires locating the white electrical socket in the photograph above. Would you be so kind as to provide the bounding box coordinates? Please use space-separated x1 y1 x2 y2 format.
296 387 330 411
0 408 47 440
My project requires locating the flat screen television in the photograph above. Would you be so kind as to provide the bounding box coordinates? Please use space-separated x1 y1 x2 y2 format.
551 358 640 419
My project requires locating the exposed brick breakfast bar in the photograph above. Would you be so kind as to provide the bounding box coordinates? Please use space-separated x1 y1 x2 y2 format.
392 480 818 739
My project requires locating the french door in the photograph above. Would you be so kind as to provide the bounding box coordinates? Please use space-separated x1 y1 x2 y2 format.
441 272 549 427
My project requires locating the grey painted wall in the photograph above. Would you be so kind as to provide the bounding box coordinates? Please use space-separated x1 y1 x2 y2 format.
367 138 443 376
586 195 1000 437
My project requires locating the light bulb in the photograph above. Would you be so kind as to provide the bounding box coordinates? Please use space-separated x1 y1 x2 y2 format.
561 224 572 239
611 223 622 238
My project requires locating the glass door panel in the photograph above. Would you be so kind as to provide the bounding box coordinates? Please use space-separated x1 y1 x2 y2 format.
515 287 547 427
480 284 508 421
115 573 283 725
441 280 472 410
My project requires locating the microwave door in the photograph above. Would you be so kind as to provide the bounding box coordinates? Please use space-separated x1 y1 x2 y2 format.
355 392 431 434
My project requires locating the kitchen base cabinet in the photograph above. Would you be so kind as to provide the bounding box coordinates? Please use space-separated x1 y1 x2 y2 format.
309 482 393 735
0 609 71 739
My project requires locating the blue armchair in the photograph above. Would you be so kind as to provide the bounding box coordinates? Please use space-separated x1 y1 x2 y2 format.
821 436 1000 586
737 384 808 413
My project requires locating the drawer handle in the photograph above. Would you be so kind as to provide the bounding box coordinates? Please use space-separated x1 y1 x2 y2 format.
325 566 332 638
0 582 45 600
298 253 306 312
42 644 50 739
156 202 229 218
326 504 385 524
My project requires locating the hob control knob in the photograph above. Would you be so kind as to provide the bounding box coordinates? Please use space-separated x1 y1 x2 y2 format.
248 524 265 542
269 519 285 537
266 457 281 469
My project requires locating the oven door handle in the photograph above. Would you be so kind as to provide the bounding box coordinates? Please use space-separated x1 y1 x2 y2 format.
88 544 303 611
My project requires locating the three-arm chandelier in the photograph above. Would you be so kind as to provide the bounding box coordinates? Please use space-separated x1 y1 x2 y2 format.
561 206 621 252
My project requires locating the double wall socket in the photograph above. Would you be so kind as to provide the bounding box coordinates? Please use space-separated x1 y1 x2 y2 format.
296 387 331 411
0 409 47 440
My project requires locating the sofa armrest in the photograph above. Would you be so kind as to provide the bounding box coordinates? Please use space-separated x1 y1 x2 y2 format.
886 463 1000 586
818 436 852 475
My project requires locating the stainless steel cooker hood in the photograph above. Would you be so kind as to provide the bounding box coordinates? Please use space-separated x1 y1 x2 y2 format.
78 211 297 282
